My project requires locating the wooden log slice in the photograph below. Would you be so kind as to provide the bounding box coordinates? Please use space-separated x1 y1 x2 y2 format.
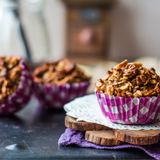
65 116 110 131
85 130 122 146
114 129 160 145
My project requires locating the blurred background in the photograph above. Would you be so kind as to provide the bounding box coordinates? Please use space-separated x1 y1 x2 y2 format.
1 0 160 92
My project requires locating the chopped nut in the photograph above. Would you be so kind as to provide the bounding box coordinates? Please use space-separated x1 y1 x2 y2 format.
43 72 52 80
129 86 132 92
34 65 48 77
144 78 151 85
150 79 157 84
152 74 158 79
102 75 109 81
150 67 155 74
135 86 139 89
0 67 7 77
4 56 11 63
121 90 126 97
1 86 6 96
134 90 142 97
120 83 129 90
132 62 142 67
106 86 114 95
95 81 102 87
140 86 147 91
139 75 146 82
126 91 133 97
122 76 128 80
155 83 160 93
143 90 154 96
114 59 127 69
48 66 55 72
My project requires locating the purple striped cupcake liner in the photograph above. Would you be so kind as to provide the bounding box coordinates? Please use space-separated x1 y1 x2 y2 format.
0 59 33 115
34 81 90 110
95 91 160 124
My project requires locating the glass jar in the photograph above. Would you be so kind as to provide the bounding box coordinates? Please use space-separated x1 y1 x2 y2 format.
0 0 49 65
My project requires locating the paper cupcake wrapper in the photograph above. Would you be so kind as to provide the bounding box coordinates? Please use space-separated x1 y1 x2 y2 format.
34 81 90 110
95 91 160 124
0 59 33 115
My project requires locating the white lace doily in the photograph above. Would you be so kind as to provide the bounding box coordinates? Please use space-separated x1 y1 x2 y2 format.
64 94 160 130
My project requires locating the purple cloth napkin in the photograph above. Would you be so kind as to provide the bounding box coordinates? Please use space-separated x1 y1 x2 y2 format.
58 128 160 160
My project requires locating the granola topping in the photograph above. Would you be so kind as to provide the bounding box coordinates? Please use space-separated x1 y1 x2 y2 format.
0 56 22 104
95 60 160 98
33 59 90 85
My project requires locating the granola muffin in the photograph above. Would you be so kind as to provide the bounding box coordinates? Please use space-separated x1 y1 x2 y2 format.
0 56 33 115
33 59 90 109
95 60 160 124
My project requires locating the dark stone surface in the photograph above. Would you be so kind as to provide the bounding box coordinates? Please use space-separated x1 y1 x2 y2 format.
0 98 154 159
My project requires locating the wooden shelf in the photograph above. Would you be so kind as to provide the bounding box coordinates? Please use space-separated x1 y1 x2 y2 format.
61 0 115 7
68 57 107 66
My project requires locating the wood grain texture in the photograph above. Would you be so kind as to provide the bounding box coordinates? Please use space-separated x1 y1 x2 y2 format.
114 129 160 145
85 130 121 146
65 116 110 131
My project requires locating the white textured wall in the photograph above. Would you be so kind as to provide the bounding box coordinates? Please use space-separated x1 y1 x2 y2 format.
1 0 160 62
109 0 160 61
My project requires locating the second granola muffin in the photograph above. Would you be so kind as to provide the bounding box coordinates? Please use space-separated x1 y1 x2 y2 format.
95 60 160 124
33 59 90 109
